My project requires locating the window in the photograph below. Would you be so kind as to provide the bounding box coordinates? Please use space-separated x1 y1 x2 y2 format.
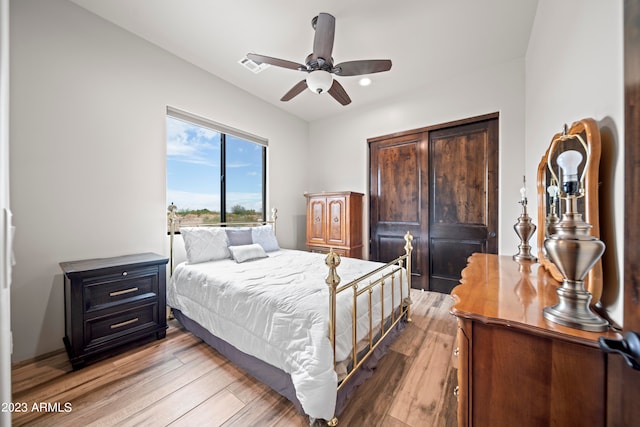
166 107 266 231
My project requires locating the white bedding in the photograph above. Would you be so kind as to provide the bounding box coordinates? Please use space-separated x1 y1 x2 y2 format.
167 249 409 420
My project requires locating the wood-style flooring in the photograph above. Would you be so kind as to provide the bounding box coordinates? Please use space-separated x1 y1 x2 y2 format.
11 289 458 427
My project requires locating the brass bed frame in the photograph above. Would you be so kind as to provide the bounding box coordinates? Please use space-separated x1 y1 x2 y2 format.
167 203 413 425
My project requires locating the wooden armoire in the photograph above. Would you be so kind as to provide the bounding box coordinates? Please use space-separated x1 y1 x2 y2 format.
304 191 363 259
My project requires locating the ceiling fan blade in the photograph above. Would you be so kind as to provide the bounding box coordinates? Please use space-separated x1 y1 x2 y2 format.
281 80 308 101
312 13 335 63
333 59 392 76
327 80 351 106
247 53 306 71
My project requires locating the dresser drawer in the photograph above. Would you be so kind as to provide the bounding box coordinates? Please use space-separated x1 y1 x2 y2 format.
84 302 159 350
83 266 158 312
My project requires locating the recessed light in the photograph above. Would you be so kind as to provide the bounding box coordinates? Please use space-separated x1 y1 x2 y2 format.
359 77 372 87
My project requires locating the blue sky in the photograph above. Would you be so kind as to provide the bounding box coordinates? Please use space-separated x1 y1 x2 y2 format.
166 116 263 212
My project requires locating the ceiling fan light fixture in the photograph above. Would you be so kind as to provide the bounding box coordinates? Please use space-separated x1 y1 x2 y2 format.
359 77 372 87
306 70 333 94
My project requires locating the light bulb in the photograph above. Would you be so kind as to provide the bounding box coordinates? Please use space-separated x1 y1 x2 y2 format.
306 70 333 94
547 184 559 206
557 150 583 195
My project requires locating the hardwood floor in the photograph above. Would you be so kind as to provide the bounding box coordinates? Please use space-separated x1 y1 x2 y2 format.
11 290 458 427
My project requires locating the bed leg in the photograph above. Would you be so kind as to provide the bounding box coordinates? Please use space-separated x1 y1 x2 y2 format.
327 417 338 426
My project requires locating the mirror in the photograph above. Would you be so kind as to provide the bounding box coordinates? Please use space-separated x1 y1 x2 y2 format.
536 118 603 305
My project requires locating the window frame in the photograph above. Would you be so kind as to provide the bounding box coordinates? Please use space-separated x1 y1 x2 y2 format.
166 107 268 231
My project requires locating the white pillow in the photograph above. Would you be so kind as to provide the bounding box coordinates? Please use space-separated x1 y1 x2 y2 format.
228 243 268 263
180 227 230 264
251 225 280 252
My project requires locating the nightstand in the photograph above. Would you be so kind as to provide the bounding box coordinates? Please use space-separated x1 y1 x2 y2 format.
60 252 169 369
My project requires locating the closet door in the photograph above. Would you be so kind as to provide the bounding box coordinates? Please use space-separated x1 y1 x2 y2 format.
428 118 499 293
369 114 498 292
369 132 429 290
606 2 640 425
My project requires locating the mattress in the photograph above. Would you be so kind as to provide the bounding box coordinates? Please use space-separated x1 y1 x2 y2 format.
167 249 408 420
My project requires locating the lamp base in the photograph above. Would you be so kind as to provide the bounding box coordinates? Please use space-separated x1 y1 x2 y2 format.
513 204 537 263
513 246 537 263
543 279 608 332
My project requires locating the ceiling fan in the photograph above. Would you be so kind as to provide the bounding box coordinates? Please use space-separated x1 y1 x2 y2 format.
247 13 392 106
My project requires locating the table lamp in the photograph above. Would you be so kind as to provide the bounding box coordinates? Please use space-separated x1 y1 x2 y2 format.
543 147 608 331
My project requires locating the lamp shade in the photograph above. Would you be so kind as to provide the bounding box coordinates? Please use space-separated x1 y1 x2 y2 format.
307 70 333 94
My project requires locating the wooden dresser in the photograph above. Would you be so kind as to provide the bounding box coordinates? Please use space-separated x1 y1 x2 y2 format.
451 253 621 427
304 191 363 258
60 252 169 369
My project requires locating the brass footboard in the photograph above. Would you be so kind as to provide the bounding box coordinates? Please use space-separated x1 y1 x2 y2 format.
324 232 413 425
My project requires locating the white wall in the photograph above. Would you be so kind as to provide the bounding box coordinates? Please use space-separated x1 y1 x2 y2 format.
308 58 527 259
525 0 624 323
10 0 309 362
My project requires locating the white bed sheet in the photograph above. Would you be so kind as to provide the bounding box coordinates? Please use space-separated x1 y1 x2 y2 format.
167 249 409 420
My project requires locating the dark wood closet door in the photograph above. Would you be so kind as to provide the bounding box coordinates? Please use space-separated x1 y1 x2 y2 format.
369 132 429 289
428 119 499 293
606 2 640 425
369 114 498 292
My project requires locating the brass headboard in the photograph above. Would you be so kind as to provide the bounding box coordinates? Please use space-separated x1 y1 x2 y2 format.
167 203 278 275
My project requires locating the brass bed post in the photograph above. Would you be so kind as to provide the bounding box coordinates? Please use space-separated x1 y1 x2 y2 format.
270 207 278 235
324 250 340 427
404 231 413 322
167 203 177 276
325 250 341 369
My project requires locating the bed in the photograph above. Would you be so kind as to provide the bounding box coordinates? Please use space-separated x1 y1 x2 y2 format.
166 204 413 425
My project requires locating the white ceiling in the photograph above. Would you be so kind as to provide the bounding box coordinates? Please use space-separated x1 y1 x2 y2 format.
69 0 539 123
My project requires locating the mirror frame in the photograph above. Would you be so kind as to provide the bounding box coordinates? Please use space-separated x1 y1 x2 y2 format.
536 118 603 305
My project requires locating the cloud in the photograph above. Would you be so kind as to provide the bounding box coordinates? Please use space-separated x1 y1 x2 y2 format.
166 117 219 166
226 161 252 168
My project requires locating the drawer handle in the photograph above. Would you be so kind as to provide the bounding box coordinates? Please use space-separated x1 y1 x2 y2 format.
122 271 128 276
454 347 459 357
454 385 459 398
110 287 138 297
110 317 139 329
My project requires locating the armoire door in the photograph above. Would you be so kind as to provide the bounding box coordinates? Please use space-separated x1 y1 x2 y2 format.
307 197 326 246
326 196 347 247
369 114 498 292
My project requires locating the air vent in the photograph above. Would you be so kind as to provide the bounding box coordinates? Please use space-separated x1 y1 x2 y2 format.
239 56 270 74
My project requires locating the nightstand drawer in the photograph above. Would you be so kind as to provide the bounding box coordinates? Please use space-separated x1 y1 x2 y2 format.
84 302 158 349
84 266 158 312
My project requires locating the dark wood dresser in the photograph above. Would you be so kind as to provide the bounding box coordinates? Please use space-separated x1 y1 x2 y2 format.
451 253 621 427
304 191 364 258
60 252 169 369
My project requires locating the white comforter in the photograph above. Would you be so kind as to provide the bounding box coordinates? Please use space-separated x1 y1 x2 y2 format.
167 249 408 420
